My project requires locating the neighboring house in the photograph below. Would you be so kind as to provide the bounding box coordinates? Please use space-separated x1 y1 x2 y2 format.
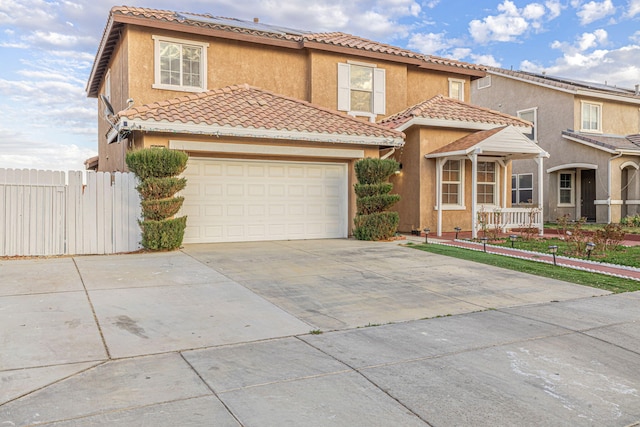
472 68 640 224
86 6 541 242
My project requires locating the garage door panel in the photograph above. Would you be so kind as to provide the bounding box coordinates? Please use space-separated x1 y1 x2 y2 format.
181 158 347 243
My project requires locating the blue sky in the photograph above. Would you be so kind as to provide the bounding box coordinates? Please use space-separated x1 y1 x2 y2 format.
1 0 639 171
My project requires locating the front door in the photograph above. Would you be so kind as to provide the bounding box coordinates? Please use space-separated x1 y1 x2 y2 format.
580 169 596 222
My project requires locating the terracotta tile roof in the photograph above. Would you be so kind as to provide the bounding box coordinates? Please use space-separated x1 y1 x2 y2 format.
117 84 404 145
379 95 530 129
562 130 640 152
428 127 506 155
87 6 484 97
486 67 640 101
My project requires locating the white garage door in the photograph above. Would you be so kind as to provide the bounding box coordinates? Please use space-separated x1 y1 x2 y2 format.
181 158 348 243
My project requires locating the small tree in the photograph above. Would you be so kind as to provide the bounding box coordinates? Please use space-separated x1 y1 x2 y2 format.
126 148 188 250
353 158 401 240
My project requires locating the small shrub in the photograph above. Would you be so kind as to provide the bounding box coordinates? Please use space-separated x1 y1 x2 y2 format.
139 216 188 250
353 212 399 241
137 177 187 200
126 148 188 180
141 197 185 221
594 223 625 251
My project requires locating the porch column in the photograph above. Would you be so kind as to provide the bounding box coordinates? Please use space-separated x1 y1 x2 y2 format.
436 157 445 236
536 154 545 236
470 151 478 238
499 159 509 233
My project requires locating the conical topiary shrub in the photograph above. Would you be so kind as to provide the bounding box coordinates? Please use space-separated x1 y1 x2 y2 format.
353 158 401 241
126 148 189 250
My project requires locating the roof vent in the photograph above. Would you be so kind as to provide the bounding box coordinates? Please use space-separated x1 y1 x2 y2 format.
635 84 639 96
253 17 259 23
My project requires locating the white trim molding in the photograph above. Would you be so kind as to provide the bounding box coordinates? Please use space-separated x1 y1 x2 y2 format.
625 200 640 205
169 140 365 159
118 119 405 147
594 199 624 205
547 163 598 173
620 161 640 170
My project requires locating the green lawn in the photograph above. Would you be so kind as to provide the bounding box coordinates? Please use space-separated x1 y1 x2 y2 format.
407 242 640 294
493 237 640 268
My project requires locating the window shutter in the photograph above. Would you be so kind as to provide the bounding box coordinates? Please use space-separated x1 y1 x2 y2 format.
373 67 386 115
337 63 350 112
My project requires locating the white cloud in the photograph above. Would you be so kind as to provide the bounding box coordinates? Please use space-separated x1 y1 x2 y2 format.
631 31 640 43
576 0 616 25
407 32 450 54
468 0 560 44
24 31 95 49
469 53 501 67
545 0 564 19
627 0 640 17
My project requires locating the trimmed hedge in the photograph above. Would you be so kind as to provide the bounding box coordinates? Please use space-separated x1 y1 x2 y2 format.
355 158 399 185
353 158 400 241
356 194 401 216
139 217 187 251
126 148 189 181
141 197 185 221
137 177 187 200
354 183 393 198
353 212 399 241
126 147 188 251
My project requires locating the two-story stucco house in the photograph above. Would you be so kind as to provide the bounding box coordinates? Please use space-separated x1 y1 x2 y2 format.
86 6 545 243
472 68 640 224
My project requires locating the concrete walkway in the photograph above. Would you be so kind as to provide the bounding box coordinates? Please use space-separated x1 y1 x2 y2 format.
1 239 639 426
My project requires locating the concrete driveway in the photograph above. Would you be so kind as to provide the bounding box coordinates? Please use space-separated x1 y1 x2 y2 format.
1 239 639 426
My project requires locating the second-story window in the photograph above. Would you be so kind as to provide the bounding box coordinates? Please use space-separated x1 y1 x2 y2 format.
448 78 465 101
337 61 385 120
580 101 602 133
517 107 537 142
153 36 208 92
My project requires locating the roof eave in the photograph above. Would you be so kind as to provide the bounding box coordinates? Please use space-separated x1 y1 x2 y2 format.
395 117 530 133
561 134 619 154
118 119 405 147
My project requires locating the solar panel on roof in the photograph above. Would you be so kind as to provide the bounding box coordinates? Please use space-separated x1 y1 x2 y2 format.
525 71 635 95
176 12 309 36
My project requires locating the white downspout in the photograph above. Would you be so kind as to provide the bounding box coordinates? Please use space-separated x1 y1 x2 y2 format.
380 147 396 160
608 152 623 223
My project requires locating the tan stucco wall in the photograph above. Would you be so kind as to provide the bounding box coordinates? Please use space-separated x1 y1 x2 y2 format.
574 96 640 135
407 68 471 105
392 127 487 233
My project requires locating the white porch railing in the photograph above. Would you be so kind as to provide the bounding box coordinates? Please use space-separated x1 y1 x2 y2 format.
477 207 542 234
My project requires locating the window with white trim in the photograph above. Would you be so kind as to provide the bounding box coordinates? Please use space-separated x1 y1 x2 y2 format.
511 173 533 204
337 62 385 119
580 101 602 133
517 107 537 142
477 161 496 205
442 160 463 206
477 76 491 89
448 78 465 101
153 36 208 92
558 172 575 206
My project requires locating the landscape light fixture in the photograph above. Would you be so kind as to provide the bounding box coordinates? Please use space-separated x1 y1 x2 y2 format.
423 228 430 244
509 234 518 248
548 245 558 266
586 242 595 259
480 236 489 252
454 227 461 240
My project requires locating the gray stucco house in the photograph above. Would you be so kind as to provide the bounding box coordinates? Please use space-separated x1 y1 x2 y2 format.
471 68 640 224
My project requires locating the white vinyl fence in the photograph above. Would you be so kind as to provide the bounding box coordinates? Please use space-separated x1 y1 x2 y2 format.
0 168 141 256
